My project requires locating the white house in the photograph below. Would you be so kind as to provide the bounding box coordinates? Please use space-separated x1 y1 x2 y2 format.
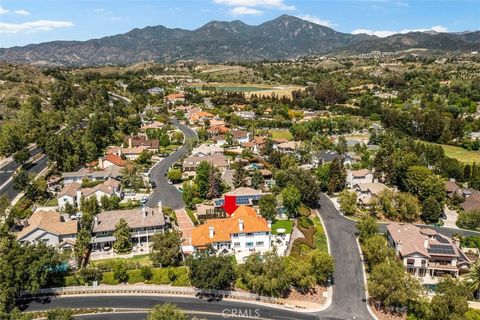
57 178 120 209
191 206 271 254
16 210 78 251
347 169 374 188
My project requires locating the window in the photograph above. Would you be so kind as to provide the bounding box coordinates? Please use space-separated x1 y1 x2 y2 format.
256 241 264 246
421 260 427 267
418 269 426 277
234 242 241 247
246 233 253 237
246 242 254 247
232 233 238 238
407 259 415 265
407 268 416 275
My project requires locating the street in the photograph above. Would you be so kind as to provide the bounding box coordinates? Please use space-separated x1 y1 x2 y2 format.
146 120 197 210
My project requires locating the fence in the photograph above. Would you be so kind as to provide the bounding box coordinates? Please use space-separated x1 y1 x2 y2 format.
21 285 280 305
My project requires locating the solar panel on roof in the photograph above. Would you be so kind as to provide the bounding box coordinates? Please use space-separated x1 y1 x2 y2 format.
435 235 449 244
428 244 455 255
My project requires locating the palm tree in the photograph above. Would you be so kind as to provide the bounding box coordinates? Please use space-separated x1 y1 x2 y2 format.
467 260 480 300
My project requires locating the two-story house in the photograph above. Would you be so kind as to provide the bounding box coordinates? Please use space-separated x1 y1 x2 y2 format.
90 203 167 251
191 206 271 253
387 223 471 284
57 178 121 209
16 210 78 251
346 169 374 188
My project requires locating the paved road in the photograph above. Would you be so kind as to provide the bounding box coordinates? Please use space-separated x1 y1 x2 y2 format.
146 120 197 210
317 193 373 320
22 295 317 320
0 152 48 202
0 146 43 187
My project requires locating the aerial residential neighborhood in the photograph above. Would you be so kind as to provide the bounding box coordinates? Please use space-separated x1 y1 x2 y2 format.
0 1 480 320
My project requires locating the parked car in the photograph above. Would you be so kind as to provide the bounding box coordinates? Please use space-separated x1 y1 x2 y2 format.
141 196 148 203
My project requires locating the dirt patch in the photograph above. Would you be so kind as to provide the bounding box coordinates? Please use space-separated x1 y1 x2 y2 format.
370 304 406 320
285 285 326 305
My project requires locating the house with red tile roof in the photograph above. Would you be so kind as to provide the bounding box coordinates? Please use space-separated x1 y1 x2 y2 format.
191 206 271 253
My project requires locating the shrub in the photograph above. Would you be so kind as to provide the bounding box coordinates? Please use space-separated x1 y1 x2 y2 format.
113 263 129 283
101 272 118 285
298 206 311 217
127 269 144 284
298 216 313 229
141 266 153 281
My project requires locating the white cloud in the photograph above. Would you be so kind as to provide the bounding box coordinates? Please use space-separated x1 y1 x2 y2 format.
231 6 262 15
0 20 74 33
214 0 295 10
297 14 335 28
13 9 30 16
0 6 10 15
93 8 106 13
352 25 449 37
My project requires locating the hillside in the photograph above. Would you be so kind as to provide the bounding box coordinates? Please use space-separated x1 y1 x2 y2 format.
0 15 478 66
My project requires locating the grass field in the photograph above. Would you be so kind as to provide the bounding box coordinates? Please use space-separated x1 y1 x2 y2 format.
424 142 480 163
271 220 294 235
191 82 303 99
269 129 293 141
313 217 329 253
91 254 152 267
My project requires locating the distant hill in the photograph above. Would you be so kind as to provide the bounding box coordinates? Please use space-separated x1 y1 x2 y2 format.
0 15 478 66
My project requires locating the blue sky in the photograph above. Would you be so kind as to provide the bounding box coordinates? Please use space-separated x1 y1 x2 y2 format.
1 0 479 48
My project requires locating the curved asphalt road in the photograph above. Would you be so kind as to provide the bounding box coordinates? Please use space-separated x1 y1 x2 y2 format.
146 120 197 210
317 193 373 320
21 295 317 320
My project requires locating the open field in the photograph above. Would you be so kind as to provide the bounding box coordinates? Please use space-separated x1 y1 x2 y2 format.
191 82 303 99
269 129 293 141
272 220 294 235
424 142 480 163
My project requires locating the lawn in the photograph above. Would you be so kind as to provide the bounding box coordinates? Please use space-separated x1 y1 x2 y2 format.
439 144 480 163
271 220 293 235
313 217 329 253
269 129 293 141
91 254 152 267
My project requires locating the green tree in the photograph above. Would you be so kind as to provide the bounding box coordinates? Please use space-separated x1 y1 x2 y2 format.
13 148 30 166
315 163 330 191
12 169 30 193
206 165 222 199
121 164 145 192
404 165 445 203
336 136 348 155
150 230 182 267
422 196 442 224
327 157 346 194
281 184 301 218
238 250 290 297
430 277 471 320
308 250 334 284
338 190 357 216
167 169 183 183
187 254 236 290
357 215 378 243
113 218 132 254
457 210 480 231
232 163 247 188
141 266 153 281
147 303 188 320
259 194 277 222
195 161 211 198
101 195 121 211
74 228 91 267
113 262 129 283
361 235 394 272
251 170 265 189
171 131 184 144
369 259 423 310
467 260 480 300
285 258 316 293
182 181 197 210
396 192 421 222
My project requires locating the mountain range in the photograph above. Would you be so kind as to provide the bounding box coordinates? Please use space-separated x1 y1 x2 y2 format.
1 15 479 66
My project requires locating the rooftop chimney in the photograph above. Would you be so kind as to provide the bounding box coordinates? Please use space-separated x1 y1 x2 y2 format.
98 157 104 169
267 220 272 230
239 219 244 232
142 206 147 218
158 201 162 214
128 137 133 148
396 240 402 255
424 238 429 249
94 216 98 225
209 226 214 238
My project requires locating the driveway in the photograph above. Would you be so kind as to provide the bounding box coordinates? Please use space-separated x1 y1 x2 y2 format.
146 120 197 210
